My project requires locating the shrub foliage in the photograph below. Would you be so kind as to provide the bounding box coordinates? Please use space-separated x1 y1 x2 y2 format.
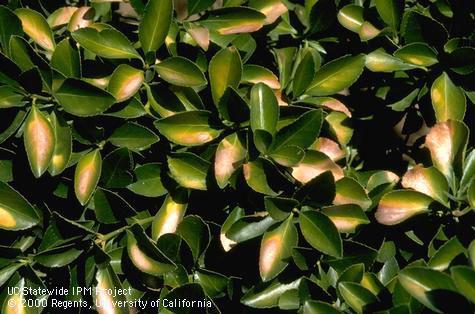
0 0 474 313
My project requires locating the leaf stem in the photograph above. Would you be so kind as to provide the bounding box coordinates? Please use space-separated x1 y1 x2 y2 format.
96 216 155 243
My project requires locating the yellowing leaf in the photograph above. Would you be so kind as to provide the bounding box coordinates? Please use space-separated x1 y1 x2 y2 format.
15 8 55 51
24 106 55 178
215 133 247 188
74 149 102 206
431 72 466 122
152 193 188 240
107 64 144 102
375 190 433 225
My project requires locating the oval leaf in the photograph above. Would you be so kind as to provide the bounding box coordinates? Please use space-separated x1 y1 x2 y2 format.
74 149 102 205
300 210 343 258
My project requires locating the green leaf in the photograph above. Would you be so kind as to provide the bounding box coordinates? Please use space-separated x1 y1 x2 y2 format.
337 5 364 33
51 39 81 78
0 86 25 108
241 278 301 308
176 215 210 262
35 245 82 268
126 225 176 275
375 0 404 29
0 5 23 55
168 152 210 190
215 132 247 188
48 111 72 176
152 193 188 240
154 110 222 146
217 86 250 123
270 109 323 152
334 177 372 210
274 47 297 90
74 149 102 206
293 50 317 96
201 7 266 35
15 8 55 51
303 300 342 314
188 0 215 16
264 196 298 222
72 27 141 60
394 43 438 67
468 180 475 209
100 148 133 189
226 215 275 244
259 215 298 282
250 83 279 153
428 237 465 271
0 160 13 183
155 57 207 87
401 10 448 47
300 210 343 258
209 46 242 105
268 145 305 167
306 54 365 96
0 181 39 230
242 64 281 89
220 206 244 251
127 163 167 198
194 269 228 298
139 0 173 55
107 64 144 102
431 72 466 122
375 190 433 225
451 266 475 303
321 204 369 233
338 282 378 314
23 106 55 178
401 166 449 206
55 78 116 116
243 158 278 196
109 122 159 151
398 267 457 313
365 49 418 72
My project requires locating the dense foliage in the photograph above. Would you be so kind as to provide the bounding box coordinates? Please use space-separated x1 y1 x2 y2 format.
0 0 474 313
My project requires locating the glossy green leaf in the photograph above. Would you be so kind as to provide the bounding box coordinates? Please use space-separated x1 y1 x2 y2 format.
194 269 228 298
109 122 158 151
270 109 323 152
300 210 342 258
242 64 281 89
94 265 130 314
15 8 55 51
337 5 363 32
127 163 167 198
74 149 102 206
168 152 210 190
55 78 116 116
259 215 298 282
431 72 466 122
306 54 365 96
302 300 342 314
0 181 39 230
375 190 433 225
226 215 275 244
264 196 298 222
201 7 266 35
155 57 206 87
250 83 279 152
51 39 81 78
334 177 372 210
241 278 301 308
0 5 23 54
139 0 173 55
107 64 144 102
176 215 210 262
209 46 242 105
0 86 25 108
72 27 141 60
243 158 278 196
375 0 404 29
451 266 475 303
428 237 465 271
268 145 305 167
293 50 317 96
398 267 457 313
366 49 418 72
100 148 133 189
338 281 378 314
24 106 55 178
48 111 72 176
155 110 222 146
394 43 438 67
